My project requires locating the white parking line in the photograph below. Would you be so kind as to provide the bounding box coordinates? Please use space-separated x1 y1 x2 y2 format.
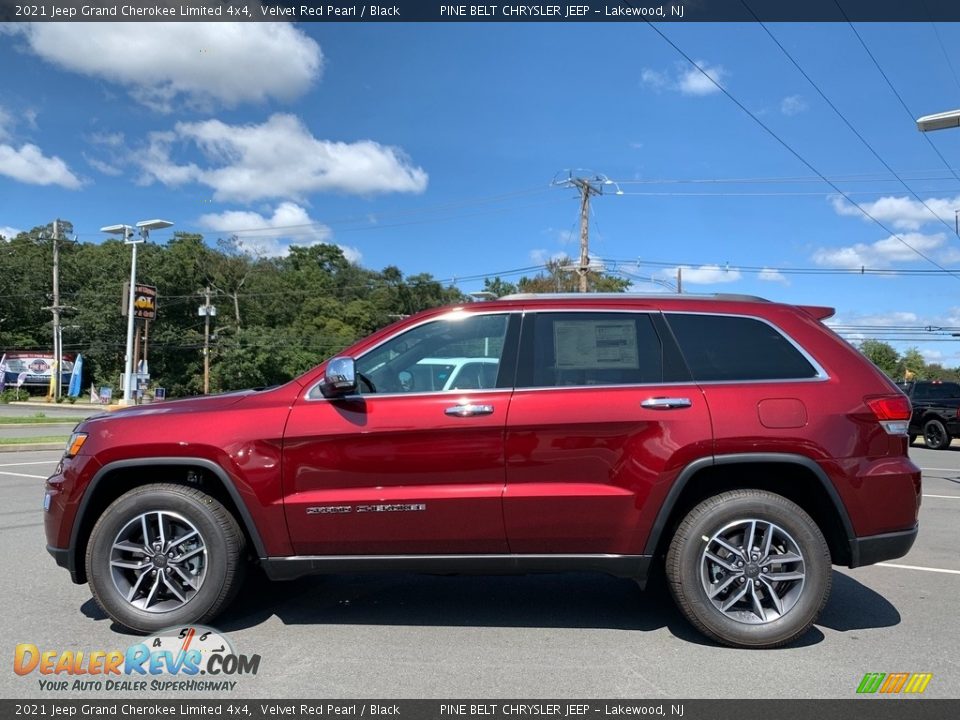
920 467 960 473
923 494 960 499
877 562 960 576
0 470 46 479
0 460 59 468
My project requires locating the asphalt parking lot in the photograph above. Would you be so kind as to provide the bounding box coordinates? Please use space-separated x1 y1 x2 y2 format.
1 441 957 700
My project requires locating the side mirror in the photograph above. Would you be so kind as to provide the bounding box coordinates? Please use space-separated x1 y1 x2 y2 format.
319 357 358 398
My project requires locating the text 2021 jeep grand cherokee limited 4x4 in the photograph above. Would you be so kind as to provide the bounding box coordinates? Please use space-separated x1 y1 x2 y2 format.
44 294 920 648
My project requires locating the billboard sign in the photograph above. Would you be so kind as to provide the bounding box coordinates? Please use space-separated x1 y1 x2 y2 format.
0 352 73 388
122 283 158 320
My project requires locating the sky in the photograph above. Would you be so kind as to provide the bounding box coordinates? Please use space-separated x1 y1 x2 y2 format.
5 19 960 365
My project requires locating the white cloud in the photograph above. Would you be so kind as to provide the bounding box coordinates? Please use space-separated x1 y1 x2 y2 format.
830 194 960 231
640 68 668 91
0 106 12 141
139 114 428 202
84 153 122 176
758 267 789 284
529 249 570 265
0 143 82 188
88 131 125 148
668 265 742 284
677 61 726 95
7 22 322 112
780 95 808 116
812 232 946 268
641 61 726 96
0 225 22 240
195 202 362 262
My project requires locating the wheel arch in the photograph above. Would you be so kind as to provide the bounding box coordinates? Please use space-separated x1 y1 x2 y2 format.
644 453 856 566
68 458 266 584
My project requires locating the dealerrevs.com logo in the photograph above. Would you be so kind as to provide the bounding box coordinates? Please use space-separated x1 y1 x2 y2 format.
14 626 260 692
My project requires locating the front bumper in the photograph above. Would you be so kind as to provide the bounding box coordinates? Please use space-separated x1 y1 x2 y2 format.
848 525 918 568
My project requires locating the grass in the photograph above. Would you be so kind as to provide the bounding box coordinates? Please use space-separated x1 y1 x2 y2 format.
0 435 69 445
0 416 80 425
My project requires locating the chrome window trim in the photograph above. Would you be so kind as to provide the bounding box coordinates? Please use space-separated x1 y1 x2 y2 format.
304 309 518 402
304 306 831 400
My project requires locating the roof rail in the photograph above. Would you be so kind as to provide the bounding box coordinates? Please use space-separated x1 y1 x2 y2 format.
497 292 771 302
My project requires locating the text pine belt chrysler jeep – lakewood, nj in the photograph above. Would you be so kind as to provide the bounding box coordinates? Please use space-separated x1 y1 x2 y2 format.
44 293 920 649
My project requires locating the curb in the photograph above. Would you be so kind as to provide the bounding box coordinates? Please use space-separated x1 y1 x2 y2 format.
0 443 65 453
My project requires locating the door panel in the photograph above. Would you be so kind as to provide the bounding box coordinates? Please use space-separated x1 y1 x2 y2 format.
282 311 518 556
504 385 712 554
283 391 511 555
503 311 713 555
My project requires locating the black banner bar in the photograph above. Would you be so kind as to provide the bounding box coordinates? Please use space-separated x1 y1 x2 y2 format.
6 0 960 23
1 700 956 720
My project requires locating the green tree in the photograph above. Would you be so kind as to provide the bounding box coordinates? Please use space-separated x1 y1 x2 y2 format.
859 339 900 378
898 347 926 381
483 277 518 298
516 257 631 293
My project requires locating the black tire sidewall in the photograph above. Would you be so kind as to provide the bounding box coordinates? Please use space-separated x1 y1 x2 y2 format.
924 419 949 450
86 487 233 633
669 493 831 648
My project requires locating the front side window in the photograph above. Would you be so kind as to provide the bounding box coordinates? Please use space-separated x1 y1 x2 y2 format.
349 313 510 395
519 312 665 388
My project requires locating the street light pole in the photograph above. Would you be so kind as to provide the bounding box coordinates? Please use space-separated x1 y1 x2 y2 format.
101 219 173 405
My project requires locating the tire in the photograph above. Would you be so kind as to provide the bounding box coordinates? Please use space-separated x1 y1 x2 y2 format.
923 419 951 450
665 489 831 649
85 483 245 633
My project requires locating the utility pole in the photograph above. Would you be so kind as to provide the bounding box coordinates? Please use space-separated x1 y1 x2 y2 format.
199 287 216 394
43 219 65 401
677 267 683 294
553 175 607 292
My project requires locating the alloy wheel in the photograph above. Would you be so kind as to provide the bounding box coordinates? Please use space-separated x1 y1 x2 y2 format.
109 511 207 613
700 519 806 624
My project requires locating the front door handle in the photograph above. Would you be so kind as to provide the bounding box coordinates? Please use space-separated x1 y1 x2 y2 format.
445 404 495 417
641 397 692 410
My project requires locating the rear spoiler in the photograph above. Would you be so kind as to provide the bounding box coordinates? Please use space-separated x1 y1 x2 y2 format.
798 305 835 321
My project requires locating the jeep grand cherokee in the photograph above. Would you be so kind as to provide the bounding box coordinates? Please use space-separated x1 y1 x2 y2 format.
44 293 920 648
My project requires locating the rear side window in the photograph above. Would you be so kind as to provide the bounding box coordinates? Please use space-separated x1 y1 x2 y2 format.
519 312 665 388
666 313 818 382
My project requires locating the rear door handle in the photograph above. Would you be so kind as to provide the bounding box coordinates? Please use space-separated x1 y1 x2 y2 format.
641 397 692 410
445 404 495 417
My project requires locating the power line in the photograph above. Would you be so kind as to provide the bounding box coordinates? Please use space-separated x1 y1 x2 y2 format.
836 0 960 185
925 14 960 100
642 19 960 282
740 0 960 240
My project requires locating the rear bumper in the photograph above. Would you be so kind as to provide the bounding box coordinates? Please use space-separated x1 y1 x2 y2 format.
848 525 918 568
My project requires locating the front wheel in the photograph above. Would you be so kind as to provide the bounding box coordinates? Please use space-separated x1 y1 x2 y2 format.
85 483 245 633
665 489 831 649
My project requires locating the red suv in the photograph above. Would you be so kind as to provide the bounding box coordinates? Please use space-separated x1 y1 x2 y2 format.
44 293 920 648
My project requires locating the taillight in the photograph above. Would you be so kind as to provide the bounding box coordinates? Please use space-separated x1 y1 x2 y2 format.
865 395 911 435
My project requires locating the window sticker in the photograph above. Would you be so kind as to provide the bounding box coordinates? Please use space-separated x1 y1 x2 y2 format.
554 320 639 369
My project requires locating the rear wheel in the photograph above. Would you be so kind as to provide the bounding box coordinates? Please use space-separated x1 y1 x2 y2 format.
666 489 831 649
85 483 245 633
923 419 951 450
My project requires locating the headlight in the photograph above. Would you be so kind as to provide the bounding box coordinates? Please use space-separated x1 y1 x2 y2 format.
64 432 88 458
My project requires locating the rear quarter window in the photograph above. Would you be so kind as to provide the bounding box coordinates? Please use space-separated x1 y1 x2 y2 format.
666 313 819 382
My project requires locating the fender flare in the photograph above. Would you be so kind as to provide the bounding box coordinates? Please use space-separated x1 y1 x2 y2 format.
642 452 856 557
70 457 267 563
